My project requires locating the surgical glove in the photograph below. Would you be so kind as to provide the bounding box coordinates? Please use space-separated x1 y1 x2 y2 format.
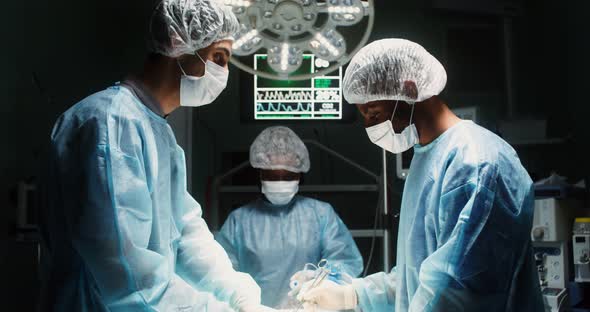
297 279 358 310
223 272 261 311
288 269 317 297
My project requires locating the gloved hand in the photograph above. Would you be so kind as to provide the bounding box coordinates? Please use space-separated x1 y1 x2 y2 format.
226 272 262 312
288 269 317 298
297 279 358 310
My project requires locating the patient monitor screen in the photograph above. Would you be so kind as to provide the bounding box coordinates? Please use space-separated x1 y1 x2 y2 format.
254 54 343 120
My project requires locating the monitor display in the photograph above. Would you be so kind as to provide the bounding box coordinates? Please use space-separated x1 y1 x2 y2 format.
254 54 343 120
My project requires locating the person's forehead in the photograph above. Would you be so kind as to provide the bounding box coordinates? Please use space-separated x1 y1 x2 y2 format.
364 100 395 109
263 169 296 175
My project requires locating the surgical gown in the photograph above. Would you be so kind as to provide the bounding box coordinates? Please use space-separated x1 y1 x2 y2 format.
352 120 544 312
41 84 259 311
216 196 363 308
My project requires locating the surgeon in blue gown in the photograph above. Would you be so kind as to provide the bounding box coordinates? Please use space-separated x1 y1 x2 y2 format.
40 1 273 311
216 126 363 308
298 39 544 312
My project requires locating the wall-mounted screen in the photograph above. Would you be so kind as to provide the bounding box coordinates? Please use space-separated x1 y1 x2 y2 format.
254 54 343 120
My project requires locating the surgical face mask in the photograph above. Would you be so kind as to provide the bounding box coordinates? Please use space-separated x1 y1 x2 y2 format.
177 53 228 107
261 180 299 206
365 101 419 154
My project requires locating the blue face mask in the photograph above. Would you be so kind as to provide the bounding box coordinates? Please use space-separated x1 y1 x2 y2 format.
261 180 299 205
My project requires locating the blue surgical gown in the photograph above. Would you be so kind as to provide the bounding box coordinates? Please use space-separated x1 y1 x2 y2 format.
41 85 258 311
352 120 544 312
216 196 363 308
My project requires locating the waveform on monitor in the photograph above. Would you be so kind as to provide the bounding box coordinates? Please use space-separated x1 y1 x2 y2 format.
257 90 313 101
256 102 312 112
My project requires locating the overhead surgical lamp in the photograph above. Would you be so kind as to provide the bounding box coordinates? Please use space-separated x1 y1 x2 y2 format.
225 0 375 80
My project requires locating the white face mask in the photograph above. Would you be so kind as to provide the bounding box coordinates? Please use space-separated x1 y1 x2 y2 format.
365 101 419 154
178 53 228 107
261 180 299 206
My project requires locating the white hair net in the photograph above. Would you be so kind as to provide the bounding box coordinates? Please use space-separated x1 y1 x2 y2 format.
215 4 240 42
149 0 224 57
343 38 447 104
250 126 310 173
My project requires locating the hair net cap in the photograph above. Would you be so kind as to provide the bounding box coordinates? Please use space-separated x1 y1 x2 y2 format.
250 126 310 173
343 38 447 104
215 4 240 42
149 0 224 57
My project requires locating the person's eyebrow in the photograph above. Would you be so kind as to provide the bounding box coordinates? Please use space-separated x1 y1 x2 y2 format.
216 47 231 58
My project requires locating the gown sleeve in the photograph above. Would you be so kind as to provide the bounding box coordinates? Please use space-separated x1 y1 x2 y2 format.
409 160 534 312
215 211 241 270
320 203 364 278
174 150 260 310
63 120 235 311
352 268 397 312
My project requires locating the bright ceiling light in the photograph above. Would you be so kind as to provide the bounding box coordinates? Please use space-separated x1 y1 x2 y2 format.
226 0 375 80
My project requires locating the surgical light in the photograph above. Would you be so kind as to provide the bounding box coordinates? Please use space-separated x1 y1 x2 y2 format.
225 0 375 80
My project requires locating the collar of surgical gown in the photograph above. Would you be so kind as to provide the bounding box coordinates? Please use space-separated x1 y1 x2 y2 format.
413 120 472 154
256 196 298 214
120 77 166 118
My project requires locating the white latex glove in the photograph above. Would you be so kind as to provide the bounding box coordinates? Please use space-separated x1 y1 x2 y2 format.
288 269 317 298
226 272 261 311
297 279 358 310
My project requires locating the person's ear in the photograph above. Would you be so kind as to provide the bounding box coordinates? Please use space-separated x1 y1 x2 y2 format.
356 104 368 118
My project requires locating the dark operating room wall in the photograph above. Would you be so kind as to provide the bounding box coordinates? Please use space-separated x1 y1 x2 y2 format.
566 1 590 186
507 0 586 183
